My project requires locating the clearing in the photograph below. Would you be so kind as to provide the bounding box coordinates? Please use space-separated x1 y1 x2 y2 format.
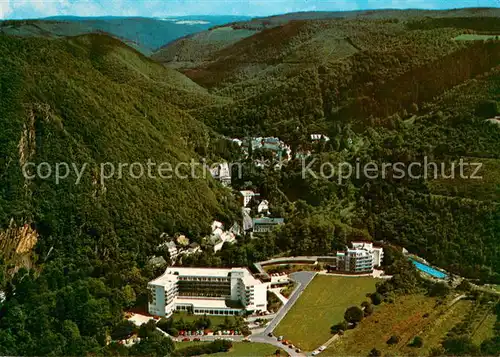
454 34 500 41
274 275 378 351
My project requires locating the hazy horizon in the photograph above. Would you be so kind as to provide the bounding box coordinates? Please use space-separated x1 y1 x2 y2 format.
1 0 499 20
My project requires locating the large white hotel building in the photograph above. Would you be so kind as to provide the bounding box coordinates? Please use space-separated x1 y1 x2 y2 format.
148 267 268 317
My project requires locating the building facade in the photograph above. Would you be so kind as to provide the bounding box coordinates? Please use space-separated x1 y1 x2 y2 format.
335 242 384 273
252 217 284 233
148 267 268 317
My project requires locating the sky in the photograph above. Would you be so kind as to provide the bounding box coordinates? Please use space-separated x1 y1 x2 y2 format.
0 0 499 20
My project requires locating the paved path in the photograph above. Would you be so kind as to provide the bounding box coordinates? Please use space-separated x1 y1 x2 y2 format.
243 271 317 357
262 271 316 335
322 333 340 349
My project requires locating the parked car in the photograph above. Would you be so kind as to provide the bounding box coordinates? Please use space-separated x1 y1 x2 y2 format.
277 335 283 341
319 346 327 351
289 344 295 349
312 351 320 356
182 338 190 342
296 348 301 353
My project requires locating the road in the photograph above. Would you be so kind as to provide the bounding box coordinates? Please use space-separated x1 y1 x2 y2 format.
262 271 316 335
246 271 317 357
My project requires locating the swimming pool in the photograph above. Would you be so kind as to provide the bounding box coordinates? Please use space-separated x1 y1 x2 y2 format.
410 259 447 279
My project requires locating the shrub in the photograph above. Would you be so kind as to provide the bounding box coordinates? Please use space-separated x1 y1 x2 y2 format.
172 339 232 356
344 306 364 324
410 336 423 348
371 293 383 305
387 335 400 345
331 320 348 334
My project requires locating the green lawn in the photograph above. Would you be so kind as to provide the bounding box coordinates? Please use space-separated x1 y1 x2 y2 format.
454 34 500 41
274 275 378 351
472 310 498 345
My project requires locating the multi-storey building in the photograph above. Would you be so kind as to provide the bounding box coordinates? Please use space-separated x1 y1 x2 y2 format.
148 267 268 317
335 242 384 273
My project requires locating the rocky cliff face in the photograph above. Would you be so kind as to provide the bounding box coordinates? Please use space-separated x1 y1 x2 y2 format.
0 219 38 269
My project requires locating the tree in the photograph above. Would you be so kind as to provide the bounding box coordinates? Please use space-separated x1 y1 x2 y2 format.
344 306 364 324
331 320 348 334
456 280 471 292
442 335 478 355
111 320 137 340
429 282 450 297
387 335 400 345
410 336 423 348
371 292 383 305
123 285 137 308
363 303 374 317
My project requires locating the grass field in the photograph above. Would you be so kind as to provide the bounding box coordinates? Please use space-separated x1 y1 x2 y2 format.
472 311 498 345
327 295 473 356
170 312 231 327
406 299 473 356
174 342 286 356
274 275 378 351
454 34 500 41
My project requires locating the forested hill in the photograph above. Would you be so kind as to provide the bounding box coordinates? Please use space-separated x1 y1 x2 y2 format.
157 10 500 283
0 33 239 354
0 15 250 55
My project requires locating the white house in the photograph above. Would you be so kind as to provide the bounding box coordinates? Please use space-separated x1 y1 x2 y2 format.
257 200 269 214
209 162 231 186
311 134 330 142
148 267 268 317
239 190 256 207
165 241 178 261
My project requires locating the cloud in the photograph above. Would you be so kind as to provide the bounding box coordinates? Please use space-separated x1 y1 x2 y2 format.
0 0 12 19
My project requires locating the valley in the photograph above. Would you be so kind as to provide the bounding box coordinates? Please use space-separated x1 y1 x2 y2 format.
0 5 499 357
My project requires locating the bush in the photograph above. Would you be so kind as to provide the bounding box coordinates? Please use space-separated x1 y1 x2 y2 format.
110 320 137 340
344 306 364 324
368 348 382 357
410 336 423 348
387 335 400 345
331 320 348 334
172 339 232 356
371 293 383 305
167 327 179 337
362 302 374 317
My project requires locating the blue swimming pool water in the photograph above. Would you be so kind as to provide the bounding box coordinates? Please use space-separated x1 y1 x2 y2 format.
410 259 447 279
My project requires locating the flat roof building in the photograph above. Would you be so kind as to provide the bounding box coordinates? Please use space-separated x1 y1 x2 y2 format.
148 267 268 317
335 242 384 273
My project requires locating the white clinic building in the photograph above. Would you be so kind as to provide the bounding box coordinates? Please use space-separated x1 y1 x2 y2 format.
148 267 268 317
